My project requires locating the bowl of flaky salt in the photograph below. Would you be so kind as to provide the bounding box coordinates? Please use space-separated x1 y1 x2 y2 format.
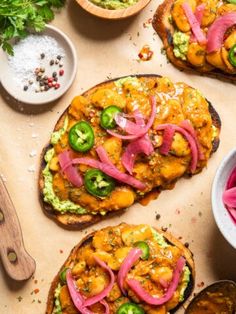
0 25 77 105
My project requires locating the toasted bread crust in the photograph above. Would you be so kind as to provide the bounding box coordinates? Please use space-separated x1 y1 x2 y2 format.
45 225 195 314
39 75 221 230
152 0 236 83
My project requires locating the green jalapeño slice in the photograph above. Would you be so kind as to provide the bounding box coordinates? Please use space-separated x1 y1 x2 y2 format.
229 44 236 67
59 267 69 284
69 121 94 152
100 105 122 129
117 302 145 314
84 169 115 197
134 241 150 260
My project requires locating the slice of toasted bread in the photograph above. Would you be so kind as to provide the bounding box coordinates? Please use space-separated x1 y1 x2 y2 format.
39 74 221 230
152 0 236 82
45 223 195 314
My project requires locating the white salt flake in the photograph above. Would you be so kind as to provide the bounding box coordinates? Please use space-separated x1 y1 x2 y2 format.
32 133 38 139
8 35 65 88
29 149 37 157
28 165 36 173
0 174 7 182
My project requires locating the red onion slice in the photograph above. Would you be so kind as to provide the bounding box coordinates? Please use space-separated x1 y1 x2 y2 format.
226 166 236 190
83 257 115 307
71 158 146 190
117 248 142 295
190 4 206 42
126 256 186 305
223 187 236 208
66 269 93 314
159 125 175 155
99 299 110 314
180 120 204 160
223 166 236 225
207 12 236 53
58 151 83 187
182 2 207 45
156 124 198 173
122 135 154 174
107 96 156 140
96 146 113 166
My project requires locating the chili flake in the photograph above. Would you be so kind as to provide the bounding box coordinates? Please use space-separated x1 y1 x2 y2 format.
138 45 154 61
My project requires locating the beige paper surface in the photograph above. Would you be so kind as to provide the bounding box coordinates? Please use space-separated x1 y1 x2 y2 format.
0 1 236 313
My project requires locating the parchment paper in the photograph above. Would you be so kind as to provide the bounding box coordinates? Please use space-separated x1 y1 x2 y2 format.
0 1 236 313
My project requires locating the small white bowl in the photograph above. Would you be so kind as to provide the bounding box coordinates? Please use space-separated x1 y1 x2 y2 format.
0 25 77 105
212 148 236 249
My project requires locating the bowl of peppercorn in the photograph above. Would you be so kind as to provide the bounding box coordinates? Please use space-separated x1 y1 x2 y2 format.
0 25 77 105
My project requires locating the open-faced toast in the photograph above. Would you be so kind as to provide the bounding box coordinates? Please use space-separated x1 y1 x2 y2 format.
39 75 221 230
46 223 195 314
153 0 236 82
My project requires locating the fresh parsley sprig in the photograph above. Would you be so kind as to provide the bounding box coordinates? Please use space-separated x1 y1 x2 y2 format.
0 0 65 55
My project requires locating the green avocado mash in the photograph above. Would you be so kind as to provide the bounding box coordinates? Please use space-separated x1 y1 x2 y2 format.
43 148 87 214
173 31 190 61
115 76 144 93
179 266 191 301
53 284 62 314
151 228 169 248
51 116 69 145
152 228 191 301
89 0 139 10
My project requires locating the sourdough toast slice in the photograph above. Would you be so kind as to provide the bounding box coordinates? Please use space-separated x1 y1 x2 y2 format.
39 75 221 230
152 0 236 82
45 224 195 314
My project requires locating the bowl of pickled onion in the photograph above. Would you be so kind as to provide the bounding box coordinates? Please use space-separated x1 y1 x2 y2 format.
212 148 236 249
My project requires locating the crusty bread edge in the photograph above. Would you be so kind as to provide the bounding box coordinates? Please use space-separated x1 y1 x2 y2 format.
152 0 236 83
38 74 221 230
45 224 195 314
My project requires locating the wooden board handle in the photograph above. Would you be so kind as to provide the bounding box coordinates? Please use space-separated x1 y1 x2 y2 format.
0 177 36 281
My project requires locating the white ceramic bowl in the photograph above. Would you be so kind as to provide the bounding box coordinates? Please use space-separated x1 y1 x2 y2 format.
212 148 236 249
0 25 77 105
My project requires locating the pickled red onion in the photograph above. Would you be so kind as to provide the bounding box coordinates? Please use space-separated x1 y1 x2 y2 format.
226 166 236 190
223 166 236 224
122 135 154 174
156 124 198 172
207 12 236 53
190 4 206 42
182 2 207 45
99 299 110 314
83 256 115 307
58 151 83 187
126 256 186 305
66 269 93 314
96 146 113 166
223 187 236 208
117 248 142 295
115 114 142 135
107 96 156 140
71 158 146 190
180 120 204 160
159 125 175 155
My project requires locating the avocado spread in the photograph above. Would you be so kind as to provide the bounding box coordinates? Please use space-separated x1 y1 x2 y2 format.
152 228 191 301
53 284 62 314
173 31 190 61
43 148 87 214
89 0 139 10
51 116 69 145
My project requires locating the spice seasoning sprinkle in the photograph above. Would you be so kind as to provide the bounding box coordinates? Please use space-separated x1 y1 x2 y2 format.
8 35 65 92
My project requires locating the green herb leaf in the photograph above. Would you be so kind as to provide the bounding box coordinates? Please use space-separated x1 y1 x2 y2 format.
38 6 54 21
0 0 66 55
2 40 14 55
